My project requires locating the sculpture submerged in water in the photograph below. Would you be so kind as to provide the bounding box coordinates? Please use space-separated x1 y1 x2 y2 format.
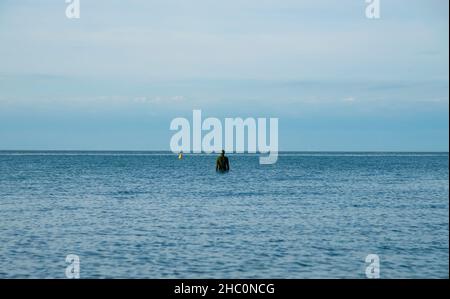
216 150 230 173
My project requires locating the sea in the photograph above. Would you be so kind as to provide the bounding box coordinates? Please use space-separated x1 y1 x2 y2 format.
0 151 448 278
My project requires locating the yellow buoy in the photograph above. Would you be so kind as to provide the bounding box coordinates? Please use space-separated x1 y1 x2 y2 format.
178 153 183 159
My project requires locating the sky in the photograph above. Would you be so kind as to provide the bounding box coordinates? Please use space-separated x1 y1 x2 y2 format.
0 0 448 151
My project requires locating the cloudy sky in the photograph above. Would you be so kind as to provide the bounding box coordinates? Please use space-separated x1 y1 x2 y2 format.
0 0 448 151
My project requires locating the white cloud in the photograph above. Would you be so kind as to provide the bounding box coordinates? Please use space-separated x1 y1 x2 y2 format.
342 97 356 103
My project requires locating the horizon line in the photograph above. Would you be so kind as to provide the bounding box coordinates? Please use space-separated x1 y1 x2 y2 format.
0 150 448 154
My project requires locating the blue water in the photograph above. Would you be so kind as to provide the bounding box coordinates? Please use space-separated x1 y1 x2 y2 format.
0 151 448 278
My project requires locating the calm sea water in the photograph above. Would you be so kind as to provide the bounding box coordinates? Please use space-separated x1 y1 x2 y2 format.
0 151 448 278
